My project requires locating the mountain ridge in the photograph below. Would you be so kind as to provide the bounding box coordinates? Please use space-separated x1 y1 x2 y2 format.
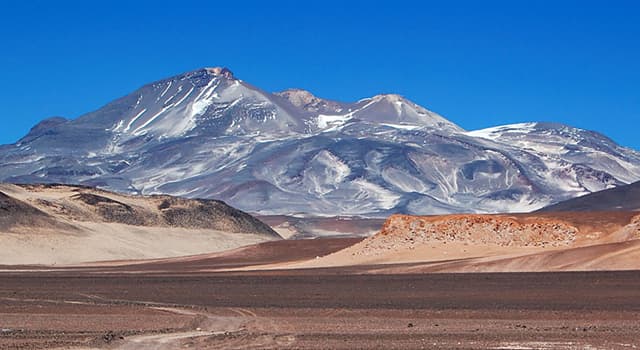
2 67 639 217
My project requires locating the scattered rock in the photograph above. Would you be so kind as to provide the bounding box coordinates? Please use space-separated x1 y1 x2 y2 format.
361 214 579 256
102 330 118 343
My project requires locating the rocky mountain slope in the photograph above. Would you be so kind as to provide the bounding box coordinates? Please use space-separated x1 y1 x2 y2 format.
2 67 639 217
538 180 640 212
0 183 279 264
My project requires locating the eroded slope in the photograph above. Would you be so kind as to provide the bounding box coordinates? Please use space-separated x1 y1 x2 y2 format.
0 183 279 265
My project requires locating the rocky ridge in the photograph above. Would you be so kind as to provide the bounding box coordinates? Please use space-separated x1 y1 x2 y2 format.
1 183 279 237
351 214 579 259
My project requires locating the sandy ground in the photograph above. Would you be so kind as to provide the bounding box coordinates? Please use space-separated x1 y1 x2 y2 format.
2 263 640 349
2 236 640 349
0 222 271 265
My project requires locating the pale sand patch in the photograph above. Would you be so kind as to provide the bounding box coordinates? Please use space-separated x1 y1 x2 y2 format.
0 222 270 265
271 225 298 239
223 241 554 272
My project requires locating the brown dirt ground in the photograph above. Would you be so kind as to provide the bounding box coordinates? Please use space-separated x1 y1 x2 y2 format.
2 237 640 349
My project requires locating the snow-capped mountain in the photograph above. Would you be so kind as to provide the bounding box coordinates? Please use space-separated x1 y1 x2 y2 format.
2 67 639 217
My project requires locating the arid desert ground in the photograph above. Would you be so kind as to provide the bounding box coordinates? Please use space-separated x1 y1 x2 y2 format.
2 184 640 349
2 236 640 349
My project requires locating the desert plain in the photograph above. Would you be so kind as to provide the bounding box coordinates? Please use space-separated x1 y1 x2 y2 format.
2 184 640 349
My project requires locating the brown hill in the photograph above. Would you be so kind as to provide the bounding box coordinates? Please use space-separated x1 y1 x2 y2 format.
0 190 73 231
0 183 279 265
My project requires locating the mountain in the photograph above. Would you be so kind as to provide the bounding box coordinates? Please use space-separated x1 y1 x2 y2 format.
538 181 640 212
2 67 640 217
0 183 279 264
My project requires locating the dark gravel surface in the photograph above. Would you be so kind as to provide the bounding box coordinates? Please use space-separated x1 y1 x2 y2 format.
1 269 640 349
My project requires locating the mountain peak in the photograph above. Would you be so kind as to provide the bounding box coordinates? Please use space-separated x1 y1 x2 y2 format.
371 93 405 102
204 67 235 79
351 93 463 132
18 116 68 144
275 88 346 115
275 89 321 107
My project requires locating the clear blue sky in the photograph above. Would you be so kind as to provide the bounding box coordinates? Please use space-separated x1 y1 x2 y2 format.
1 0 639 148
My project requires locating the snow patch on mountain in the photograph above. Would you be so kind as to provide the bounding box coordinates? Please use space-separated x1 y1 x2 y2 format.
465 122 538 140
302 150 351 195
317 114 352 129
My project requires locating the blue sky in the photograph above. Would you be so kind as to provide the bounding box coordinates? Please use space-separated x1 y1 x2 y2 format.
1 0 639 148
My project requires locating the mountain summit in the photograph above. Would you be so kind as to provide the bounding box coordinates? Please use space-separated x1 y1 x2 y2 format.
2 68 640 217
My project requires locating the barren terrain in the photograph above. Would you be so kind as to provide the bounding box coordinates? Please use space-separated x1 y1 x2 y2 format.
0 184 279 265
3 185 640 349
256 215 385 239
2 249 640 349
287 211 640 273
